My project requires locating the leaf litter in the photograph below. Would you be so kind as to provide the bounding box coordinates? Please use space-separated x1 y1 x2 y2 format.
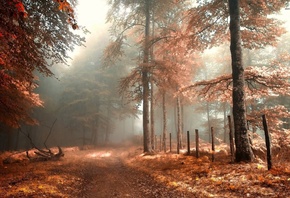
0 144 289 197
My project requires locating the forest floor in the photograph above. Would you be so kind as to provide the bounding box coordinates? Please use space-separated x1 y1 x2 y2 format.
0 143 290 198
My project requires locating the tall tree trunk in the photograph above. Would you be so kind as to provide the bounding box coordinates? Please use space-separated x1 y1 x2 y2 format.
181 103 184 144
142 0 151 152
229 0 253 162
105 105 111 144
91 124 98 146
176 96 182 153
92 109 100 146
150 9 155 150
162 91 167 152
105 121 110 144
206 102 211 143
150 81 155 150
132 117 135 135
223 102 227 143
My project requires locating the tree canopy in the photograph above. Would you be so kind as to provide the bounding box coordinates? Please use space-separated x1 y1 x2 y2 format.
0 0 85 127
105 0 290 161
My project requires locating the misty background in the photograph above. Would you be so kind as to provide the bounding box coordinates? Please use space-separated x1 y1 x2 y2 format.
0 0 289 151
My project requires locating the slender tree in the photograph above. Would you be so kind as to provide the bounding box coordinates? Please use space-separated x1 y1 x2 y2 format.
105 0 151 152
106 0 191 152
176 96 182 153
162 91 167 152
142 0 151 152
229 0 253 162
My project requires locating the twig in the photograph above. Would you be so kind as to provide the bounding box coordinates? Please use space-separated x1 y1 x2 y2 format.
44 118 57 150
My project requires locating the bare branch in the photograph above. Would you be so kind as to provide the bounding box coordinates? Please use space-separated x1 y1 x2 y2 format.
44 118 57 150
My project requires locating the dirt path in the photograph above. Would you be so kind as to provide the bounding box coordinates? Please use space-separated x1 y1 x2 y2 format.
2 146 289 197
73 148 189 198
0 146 192 198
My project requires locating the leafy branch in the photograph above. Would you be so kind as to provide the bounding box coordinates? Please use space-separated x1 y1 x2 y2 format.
180 65 290 102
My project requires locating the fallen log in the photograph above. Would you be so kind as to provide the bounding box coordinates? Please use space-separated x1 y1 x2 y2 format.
28 146 64 161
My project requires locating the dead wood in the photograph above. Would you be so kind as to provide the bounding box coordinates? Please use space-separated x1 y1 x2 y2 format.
30 146 64 161
19 119 64 162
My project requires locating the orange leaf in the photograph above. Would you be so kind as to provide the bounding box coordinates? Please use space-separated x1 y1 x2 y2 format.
15 2 25 13
58 3 64 11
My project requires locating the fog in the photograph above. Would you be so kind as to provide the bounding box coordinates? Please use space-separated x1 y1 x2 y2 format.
0 1 289 151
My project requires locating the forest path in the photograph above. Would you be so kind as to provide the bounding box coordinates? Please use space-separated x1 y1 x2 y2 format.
1 145 290 197
72 147 187 198
0 146 191 197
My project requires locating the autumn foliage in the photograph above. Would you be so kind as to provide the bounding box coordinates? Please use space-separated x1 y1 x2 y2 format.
0 0 84 127
54 0 78 29
105 0 290 158
185 0 286 49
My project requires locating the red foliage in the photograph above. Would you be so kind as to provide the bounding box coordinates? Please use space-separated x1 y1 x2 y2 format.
53 0 78 29
7 0 28 19
15 1 25 13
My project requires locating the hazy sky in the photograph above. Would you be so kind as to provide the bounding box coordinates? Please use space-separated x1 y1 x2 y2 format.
276 9 290 31
69 0 109 62
76 0 108 31
71 1 290 61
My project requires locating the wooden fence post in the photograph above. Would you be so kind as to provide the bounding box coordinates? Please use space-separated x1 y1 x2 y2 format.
211 127 215 162
160 135 162 151
177 131 180 154
155 135 157 151
262 114 272 170
169 133 172 153
195 129 199 158
187 131 190 155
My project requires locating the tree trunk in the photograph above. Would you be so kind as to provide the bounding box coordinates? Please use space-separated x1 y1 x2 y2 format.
105 121 110 144
162 91 167 152
105 105 111 144
176 96 182 153
206 102 211 143
229 0 253 162
91 115 99 146
223 102 227 143
150 8 155 150
181 103 185 148
142 0 151 152
150 69 155 150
